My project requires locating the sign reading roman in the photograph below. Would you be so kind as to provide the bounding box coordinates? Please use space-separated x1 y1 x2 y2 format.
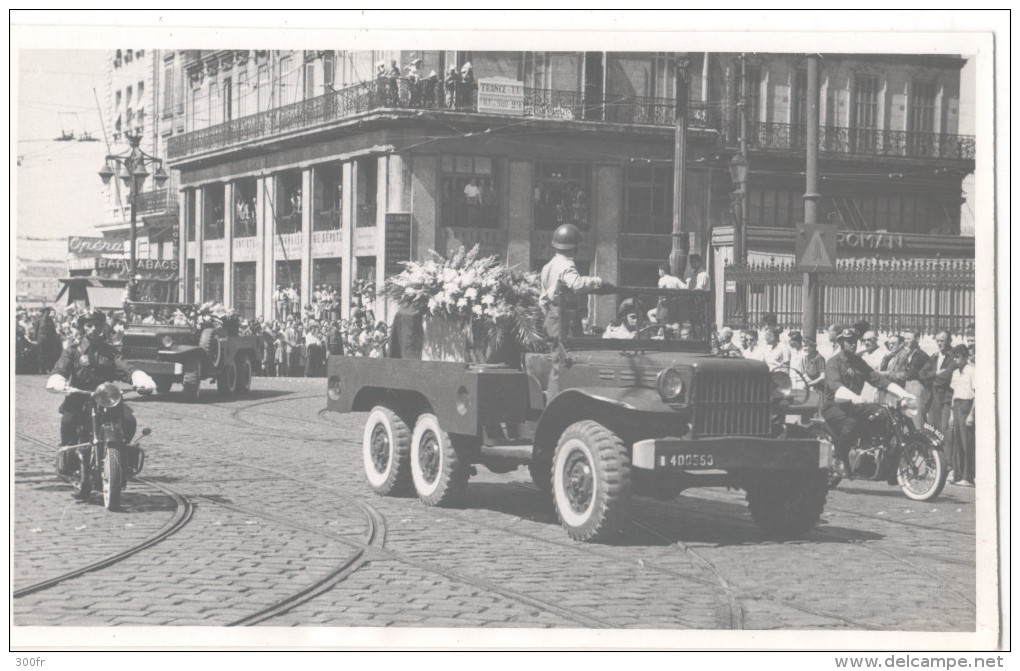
68 236 124 256
795 224 837 272
477 78 525 116
836 231 904 251
384 213 412 278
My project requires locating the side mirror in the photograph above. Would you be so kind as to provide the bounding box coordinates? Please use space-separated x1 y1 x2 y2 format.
141 428 152 437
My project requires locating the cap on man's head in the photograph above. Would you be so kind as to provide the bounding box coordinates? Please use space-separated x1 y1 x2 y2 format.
952 344 970 358
836 327 859 343
788 330 802 342
862 331 878 341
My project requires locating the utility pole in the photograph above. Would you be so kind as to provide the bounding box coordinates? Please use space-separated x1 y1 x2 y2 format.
802 55 822 338
669 55 690 280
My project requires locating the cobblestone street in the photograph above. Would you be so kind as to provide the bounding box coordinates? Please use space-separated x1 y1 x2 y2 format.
13 375 979 634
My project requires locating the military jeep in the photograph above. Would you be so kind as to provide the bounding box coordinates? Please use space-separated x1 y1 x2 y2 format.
119 301 260 402
326 287 831 542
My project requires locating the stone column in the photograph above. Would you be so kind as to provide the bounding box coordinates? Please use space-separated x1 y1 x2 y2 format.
223 182 234 310
194 187 205 303
593 164 621 327
259 175 277 319
340 162 354 320
301 168 313 311
411 154 437 262
507 160 533 268
375 155 389 324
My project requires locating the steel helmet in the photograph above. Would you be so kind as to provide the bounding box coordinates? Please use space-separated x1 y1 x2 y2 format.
551 223 582 251
835 327 859 344
77 309 106 330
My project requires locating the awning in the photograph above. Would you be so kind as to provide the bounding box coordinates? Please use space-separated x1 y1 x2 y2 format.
85 286 127 309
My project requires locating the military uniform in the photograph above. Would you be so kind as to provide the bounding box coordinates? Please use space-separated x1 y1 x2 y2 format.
822 348 890 469
51 338 137 446
540 253 600 339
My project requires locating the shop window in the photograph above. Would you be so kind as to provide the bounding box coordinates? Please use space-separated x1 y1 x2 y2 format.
233 262 257 320
202 263 224 304
276 171 303 235
622 165 672 234
534 162 589 231
440 154 501 229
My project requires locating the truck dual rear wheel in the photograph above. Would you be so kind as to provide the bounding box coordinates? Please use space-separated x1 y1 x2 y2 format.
747 472 828 539
410 414 470 507
552 420 631 543
236 356 253 394
362 406 413 496
217 361 238 395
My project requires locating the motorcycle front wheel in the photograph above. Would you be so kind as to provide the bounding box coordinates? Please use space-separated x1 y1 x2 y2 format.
897 440 948 501
70 447 91 502
103 446 124 511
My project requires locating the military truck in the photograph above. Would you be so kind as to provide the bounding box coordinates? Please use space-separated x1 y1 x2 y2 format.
326 287 832 542
119 301 260 401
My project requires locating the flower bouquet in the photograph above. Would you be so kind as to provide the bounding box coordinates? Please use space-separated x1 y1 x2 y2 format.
196 301 241 336
384 245 545 362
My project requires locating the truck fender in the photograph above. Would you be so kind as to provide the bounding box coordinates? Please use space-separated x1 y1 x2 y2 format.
532 387 677 462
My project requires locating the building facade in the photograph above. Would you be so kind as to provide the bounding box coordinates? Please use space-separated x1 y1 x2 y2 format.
97 48 180 268
16 258 66 308
163 50 976 326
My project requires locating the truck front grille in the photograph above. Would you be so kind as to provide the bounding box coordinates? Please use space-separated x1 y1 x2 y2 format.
690 373 772 437
122 335 159 360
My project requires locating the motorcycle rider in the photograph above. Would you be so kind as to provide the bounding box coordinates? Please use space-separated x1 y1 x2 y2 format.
46 309 156 475
822 327 915 480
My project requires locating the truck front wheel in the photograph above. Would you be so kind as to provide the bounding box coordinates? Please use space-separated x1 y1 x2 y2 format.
747 472 827 539
410 414 470 507
362 406 413 496
552 420 631 543
181 361 201 402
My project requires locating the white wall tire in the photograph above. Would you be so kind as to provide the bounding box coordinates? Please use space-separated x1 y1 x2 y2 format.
410 413 470 507
362 406 412 496
552 420 631 542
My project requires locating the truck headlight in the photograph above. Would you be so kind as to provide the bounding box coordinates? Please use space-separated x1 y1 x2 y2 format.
327 375 342 401
161 335 175 348
771 371 793 403
656 367 684 402
93 383 123 409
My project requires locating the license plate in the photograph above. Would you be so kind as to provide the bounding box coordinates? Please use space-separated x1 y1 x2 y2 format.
923 423 944 442
660 453 714 468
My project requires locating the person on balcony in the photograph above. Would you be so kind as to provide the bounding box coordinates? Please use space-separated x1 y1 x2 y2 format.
424 69 439 108
657 263 687 290
387 60 401 106
444 66 459 109
463 178 482 204
459 62 475 108
405 58 424 107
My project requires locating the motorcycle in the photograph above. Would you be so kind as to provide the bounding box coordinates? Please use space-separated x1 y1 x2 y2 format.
54 384 151 511
782 369 948 501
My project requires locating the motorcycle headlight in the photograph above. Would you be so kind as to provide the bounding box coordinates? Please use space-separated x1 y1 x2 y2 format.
900 396 918 419
93 383 123 409
161 335 175 348
771 371 793 403
656 366 684 402
327 375 342 402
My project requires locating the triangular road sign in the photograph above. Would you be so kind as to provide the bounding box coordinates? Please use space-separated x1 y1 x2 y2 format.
795 224 837 271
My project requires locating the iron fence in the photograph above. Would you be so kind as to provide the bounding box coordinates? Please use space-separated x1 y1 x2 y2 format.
724 257 975 336
753 122 975 161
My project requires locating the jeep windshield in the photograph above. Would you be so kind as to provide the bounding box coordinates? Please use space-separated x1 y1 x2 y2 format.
559 286 712 352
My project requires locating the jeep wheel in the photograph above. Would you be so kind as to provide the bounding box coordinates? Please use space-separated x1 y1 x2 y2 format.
552 420 631 542
199 328 224 368
362 406 413 496
154 376 172 394
217 361 238 395
747 472 827 539
181 361 201 402
236 356 253 394
410 414 470 507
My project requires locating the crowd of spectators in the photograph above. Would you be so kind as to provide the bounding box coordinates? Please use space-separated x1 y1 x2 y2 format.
374 58 476 110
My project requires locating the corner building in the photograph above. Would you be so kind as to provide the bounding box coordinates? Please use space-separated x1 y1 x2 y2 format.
165 51 975 327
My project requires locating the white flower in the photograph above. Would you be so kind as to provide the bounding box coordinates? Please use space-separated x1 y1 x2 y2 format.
464 287 478 300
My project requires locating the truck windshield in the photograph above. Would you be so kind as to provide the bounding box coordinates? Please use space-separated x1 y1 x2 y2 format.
560 287 712 351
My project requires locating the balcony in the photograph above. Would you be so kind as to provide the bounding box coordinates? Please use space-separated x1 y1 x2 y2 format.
133 188 179 217
752 123 975 161
313 208 341 231
167 79 725 161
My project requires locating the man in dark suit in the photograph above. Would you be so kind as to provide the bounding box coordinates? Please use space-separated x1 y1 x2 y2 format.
900 331 930 429
919 330 953 435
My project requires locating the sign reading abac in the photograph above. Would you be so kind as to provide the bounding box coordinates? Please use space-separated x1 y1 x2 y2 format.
68 236 124 256
795 224 837 272
384 213 412 278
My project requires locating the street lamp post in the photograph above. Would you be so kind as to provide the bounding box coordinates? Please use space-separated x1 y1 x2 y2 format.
98 132 169 302
728 152 748 327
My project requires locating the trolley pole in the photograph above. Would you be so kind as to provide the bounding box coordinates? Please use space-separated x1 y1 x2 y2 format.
802 55 822 338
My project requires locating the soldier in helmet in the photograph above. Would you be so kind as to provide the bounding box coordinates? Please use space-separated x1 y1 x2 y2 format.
46 310 156 469
540 223 606 339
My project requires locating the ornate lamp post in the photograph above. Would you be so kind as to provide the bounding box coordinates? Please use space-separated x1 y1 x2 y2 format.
98 132 169 302
728 152 749 326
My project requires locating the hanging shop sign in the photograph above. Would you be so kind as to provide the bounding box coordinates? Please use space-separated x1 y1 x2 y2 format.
477 78 525 116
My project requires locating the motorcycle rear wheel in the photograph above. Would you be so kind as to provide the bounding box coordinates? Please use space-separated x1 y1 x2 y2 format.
897 440 947 501
103 447 124 511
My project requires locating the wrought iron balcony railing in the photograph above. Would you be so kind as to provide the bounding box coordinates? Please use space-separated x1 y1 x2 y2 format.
133 188 179 217
752 122 975 160
167 80 725 161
